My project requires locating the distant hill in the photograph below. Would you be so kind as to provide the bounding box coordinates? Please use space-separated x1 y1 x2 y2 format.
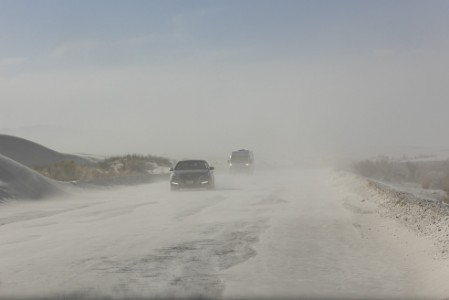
0 134 95 168
0 153 62 200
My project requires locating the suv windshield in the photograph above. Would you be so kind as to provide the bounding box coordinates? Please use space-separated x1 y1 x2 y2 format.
175 161 208 170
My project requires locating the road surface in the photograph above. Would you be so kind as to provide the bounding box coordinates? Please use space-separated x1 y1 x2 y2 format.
0 169 448 299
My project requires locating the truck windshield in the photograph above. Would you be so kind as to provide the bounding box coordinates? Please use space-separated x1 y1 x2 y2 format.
231 155 250 163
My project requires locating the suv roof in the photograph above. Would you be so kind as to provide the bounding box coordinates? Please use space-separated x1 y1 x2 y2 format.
177 159 207 163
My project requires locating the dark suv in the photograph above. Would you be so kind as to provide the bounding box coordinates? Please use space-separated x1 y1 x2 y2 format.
169 160 215 191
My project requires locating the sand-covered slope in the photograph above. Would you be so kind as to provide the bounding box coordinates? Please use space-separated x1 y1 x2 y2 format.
0 153 62 200
0 134 94 168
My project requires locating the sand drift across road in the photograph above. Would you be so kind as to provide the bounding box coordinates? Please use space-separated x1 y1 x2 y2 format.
0 169 449 299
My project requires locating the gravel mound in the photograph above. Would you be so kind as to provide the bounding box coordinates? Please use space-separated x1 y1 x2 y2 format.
366 179 449 257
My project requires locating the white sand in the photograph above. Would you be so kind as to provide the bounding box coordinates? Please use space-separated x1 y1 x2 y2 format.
0 169 448 299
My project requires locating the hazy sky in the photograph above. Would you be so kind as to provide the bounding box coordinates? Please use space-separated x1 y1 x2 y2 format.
0 0 448 160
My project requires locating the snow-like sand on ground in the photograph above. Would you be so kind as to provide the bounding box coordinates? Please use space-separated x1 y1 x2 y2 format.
0 169 448 299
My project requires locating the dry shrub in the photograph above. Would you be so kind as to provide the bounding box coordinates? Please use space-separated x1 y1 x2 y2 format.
418 174 432 189
34 160 102 181
354 157 449 195
34 154 173 182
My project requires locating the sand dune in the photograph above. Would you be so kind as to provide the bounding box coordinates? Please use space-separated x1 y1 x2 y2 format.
0 153 62 200
0 134 94 168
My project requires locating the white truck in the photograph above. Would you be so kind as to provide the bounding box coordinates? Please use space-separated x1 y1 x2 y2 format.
228 149 254 174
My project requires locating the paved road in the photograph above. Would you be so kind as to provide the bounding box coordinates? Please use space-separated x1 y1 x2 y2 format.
0 169 448 299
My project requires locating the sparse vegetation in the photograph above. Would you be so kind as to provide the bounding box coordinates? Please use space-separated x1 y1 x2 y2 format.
34 154 173 182
353 157 449 199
